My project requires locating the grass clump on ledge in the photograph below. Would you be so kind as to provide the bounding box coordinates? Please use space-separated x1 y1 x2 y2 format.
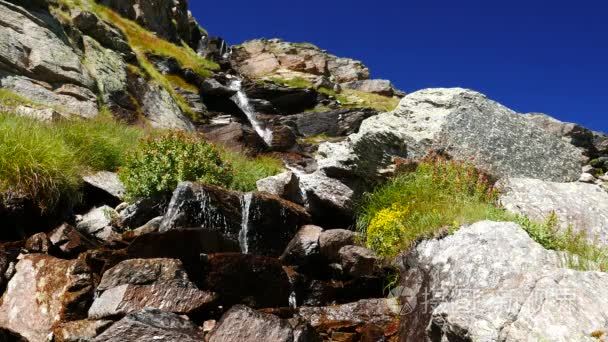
357 157 608 271
357 158 503 257
0 112 142 210
220 150 284 192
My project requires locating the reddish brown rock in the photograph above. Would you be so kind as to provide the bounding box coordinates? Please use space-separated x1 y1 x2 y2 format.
88 281 217 319
53 319 113 342
48 223 98 257
202 253 291 308
297 298 400 339
209 305 295 342
96 258 190 292
0 254 95 342
24 232 52 253
92 308 206 342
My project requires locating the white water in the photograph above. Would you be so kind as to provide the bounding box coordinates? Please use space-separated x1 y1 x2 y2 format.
239 193 253 254
288 291 297 309
229 79 274 146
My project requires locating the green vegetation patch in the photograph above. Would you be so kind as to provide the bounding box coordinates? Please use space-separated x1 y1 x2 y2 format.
0 112 141 210
119 131 234 200
221 150 284 192
357 158 608 271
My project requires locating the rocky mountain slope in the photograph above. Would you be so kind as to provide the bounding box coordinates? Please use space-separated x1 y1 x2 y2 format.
1 0 608 341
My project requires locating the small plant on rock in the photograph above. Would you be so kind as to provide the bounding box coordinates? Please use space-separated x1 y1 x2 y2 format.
119 132 234 200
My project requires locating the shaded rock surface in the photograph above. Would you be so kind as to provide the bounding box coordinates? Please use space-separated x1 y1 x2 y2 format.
498 177 608 246
280 108 377 138
209 305 297 342
92 308 206 342
160 182 310 256
53 319 113 342
202 253 291 308
397 221 608 342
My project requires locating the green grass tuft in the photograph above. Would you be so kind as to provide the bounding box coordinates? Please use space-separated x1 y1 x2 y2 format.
0 111 141 210
269 76 314 89
220 149 284 192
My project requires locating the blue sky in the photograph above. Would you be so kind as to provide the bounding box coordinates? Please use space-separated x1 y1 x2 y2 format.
190 0 608 133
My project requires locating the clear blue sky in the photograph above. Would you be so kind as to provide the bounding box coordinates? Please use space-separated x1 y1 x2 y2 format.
190 0 608 133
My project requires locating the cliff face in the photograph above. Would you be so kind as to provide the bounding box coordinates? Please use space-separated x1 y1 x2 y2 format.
1 0 608 341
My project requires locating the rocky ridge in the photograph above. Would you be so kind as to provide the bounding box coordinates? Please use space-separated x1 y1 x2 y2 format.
1 0 608 341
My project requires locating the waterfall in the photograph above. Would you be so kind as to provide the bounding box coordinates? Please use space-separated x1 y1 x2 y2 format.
239 193 253 254
228 79 274 146
288 291 297 309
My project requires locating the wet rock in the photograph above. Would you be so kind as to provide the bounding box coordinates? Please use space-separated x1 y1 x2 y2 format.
209 305 295 342
88 281 217 319
245 192 312 256
96 258 190 292
0 254 95 342
48 223 98 257
161 182 310 256
280 225 323 267
269 125 298 151
282 108 377 138
256 171 304 205
338 245 380 278
498 177 608 246
342 79 398 97
243 80 318 114
200 121 266 153
317 88 585 183
297 298 400 338
82 171 125 208
92 308 206 342
117 195 169 229
201 78 237 96
76 206 120 242
202 253 291 308
319 229 358 262
397 221 608 341
24 232 51 253
53 319 113 342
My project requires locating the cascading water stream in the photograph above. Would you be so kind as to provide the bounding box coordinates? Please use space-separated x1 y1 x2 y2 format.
239 192 253 254
228 79 274 146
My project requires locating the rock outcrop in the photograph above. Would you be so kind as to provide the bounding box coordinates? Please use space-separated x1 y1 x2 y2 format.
317 88 585 183
397 221 608 341
498 177 608 246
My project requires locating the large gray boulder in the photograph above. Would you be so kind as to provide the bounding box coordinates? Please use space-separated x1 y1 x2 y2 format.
498 177 608 246
317 88 585 182
397 221 608 342
132 78 195 131
523 112 596 157
0 1 94 87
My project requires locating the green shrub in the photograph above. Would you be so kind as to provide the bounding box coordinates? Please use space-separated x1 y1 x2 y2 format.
357 158 502 256
221 150 284 192
119 132 234 200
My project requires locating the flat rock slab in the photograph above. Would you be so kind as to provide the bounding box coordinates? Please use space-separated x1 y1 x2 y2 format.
93 308 205 342
88 282 217 319
499 177 608 246
397 221 608 342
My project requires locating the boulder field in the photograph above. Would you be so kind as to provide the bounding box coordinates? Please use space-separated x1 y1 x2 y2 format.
1 0 608 341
